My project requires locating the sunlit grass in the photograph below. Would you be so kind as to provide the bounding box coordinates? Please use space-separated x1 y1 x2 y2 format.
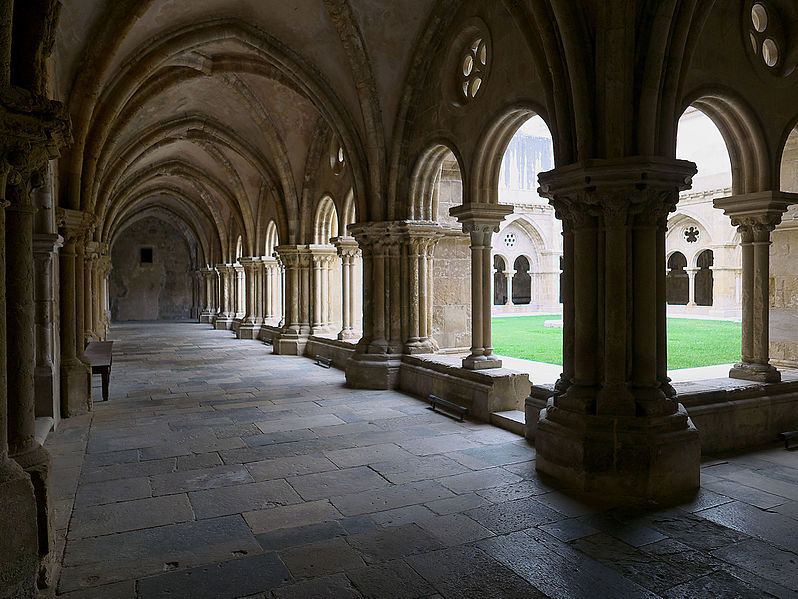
491 315 740 369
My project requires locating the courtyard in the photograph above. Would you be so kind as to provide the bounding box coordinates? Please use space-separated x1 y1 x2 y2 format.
492 316 742 369
48 322 798 598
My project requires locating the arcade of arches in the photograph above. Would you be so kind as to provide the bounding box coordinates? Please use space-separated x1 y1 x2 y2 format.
2 1 798 597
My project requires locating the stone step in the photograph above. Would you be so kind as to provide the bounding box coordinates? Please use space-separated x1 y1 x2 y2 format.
490 410 525 436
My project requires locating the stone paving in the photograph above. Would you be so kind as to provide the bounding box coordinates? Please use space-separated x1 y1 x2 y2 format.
47 322 798 598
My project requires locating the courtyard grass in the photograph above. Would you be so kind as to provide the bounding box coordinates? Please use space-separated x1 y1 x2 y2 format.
491 315 741 369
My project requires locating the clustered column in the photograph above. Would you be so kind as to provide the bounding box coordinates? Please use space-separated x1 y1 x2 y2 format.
534 157 701 500
309 246 337 335
273 245 311 354
236 257 262 339
715 192 794 383
401 223 442 354
199 267 217 323
449 204 513 370
56 209 92 416
214 263 235 329
6 161 56 589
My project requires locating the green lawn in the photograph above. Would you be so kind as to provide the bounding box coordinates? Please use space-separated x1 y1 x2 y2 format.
491 315 741 369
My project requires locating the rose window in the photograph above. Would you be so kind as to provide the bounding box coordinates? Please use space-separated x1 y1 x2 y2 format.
684 226 700 243
459 38 488 102
504 233 516 248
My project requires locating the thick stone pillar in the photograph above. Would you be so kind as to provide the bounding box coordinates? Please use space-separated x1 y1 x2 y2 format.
449 204 513 369
83 241 98 342
273 246 311 354
33 233 62 420
309 246 337 335
333 237 360 340
213 264 235 329
0 162 40 599
715 193 795 383
345 223 403 388
56 209 91 416
535 158 701 500
237 257 261 339
7 166 55 589
399 223 443 353
199 267 217 323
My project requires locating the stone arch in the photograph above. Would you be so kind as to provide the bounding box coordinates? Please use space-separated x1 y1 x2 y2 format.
493 254 508 306
341 191 356 236
778 118 798 192
314 196 339 245
695 249 714 306
512 255 532 305
264 220 279 257
682 89 772 194
408 141 465 222
666 251 689 305
469 104 554 205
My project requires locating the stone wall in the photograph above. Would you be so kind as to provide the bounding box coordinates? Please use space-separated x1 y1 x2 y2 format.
110 217 195 321
432 232 471 351
770 215 798 367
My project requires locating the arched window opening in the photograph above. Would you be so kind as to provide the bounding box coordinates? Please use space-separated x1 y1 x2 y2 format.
493 255 507 305
512 256 531 305
695 250 714 306
314 196 339 245
667 252 689 305
235 235 243 260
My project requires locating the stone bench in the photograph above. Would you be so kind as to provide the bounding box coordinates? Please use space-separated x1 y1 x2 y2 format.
85 341 113 401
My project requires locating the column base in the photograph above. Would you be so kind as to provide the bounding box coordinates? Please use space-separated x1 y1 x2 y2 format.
34 364 59 422
0 457 39 599
729 361 781 383
274 333 308 355
236 323 261 339
462 354 503 370
345 353 402 389
11 444 54 591
403 339 437 354
213 316 234 330
338 329 360 341
60 358 91 417
535 403 700 501
199 311 214 324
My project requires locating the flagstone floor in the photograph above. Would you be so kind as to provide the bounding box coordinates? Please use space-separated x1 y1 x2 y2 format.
48 322 798 598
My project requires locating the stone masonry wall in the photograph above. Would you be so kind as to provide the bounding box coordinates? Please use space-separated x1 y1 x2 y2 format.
110 217 194 321
770 218 798 367
432 233 471 351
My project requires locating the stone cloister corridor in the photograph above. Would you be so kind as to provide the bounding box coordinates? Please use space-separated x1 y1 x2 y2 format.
46 322 798 598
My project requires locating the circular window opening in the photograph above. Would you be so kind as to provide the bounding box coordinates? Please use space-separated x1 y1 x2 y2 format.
763 38 779 67
504 233 516 248
458 37 488 102
751 3 768 32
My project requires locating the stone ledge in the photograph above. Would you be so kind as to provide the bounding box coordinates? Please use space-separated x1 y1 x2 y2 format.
303 336 357 370
399 354 530 422
525 372 798 454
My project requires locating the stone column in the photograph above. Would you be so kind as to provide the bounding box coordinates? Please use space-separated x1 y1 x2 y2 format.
233 263 245 321
56 209 91 416
534 157 701 500
33 233 63 420
98 255 112 339
237 257 261 339
214 264 234 329
0 159 40 599
345 223 403 388
199 267 215 323
332 237 359 340
685 267 698 306
90 246 106 339
715 192 795 382
398 223 443 353
309 246 337 335
83 242 98 341
262 258 278 323
6 164 55 589
273 246 311 354
449 204 513 369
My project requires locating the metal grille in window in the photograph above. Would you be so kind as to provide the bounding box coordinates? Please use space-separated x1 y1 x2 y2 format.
683 226 699 243
504 233 516 247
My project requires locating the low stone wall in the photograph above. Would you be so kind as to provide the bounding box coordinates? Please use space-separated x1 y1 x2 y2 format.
399 354 530 422
303 336 357 370
525 373 798 454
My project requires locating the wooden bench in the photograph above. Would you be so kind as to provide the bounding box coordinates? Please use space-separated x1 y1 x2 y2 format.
315 355 333 368
85 341 113 401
